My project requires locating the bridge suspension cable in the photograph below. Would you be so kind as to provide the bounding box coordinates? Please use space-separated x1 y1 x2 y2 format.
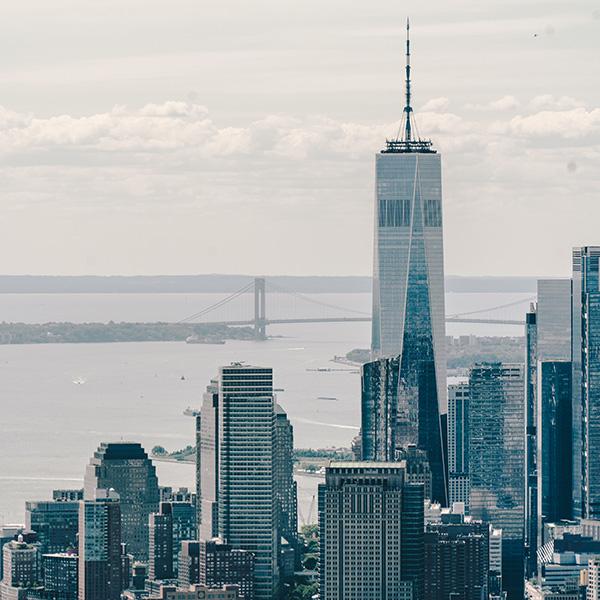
178 281 254 323
266 280 370 316
448 296 535 319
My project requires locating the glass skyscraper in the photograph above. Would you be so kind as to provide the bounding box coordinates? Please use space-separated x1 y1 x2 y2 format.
369 21 447 505
468 363 525 600
572 247 600 520
198 364 279 600
83 442 159 562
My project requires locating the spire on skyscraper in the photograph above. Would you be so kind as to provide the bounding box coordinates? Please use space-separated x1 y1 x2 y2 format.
384 18 434 154
403 18 413 143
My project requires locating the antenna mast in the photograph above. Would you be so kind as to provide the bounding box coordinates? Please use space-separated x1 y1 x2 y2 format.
403 18 412 142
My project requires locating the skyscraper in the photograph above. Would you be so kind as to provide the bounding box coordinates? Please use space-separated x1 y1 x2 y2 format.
274 404 298 551
197 379 219 542
0 534 40 600
370 22 447 505
42 552 78 600
25 500 79 555
84 442 159 561
572 247 600 520
78 488 122 600
525 279 574 576
149 503 174 582
468 363 525 600
318 462 422 600
448 382 470 510
198 364 279 600
199 538 254 600
178 541 200 587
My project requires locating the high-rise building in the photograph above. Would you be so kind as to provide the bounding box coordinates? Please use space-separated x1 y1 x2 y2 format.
572 247 600 520
370 22 447 505
588 556 600 600
170 502 196 577
424 525 488 600
0 534 40 600
468 363 525 600
199 538 254 600
42 552 78 600
527 279 574 575
525 303 538 578
198 364 279 600
178 541 200 587
149 503 174 582
0 527 25 582
78 488 122 600
400 445 432 500
84 442 159 561
274 404 298 550
360 356 400 462
25 501 79 555
447 382 470 510
197 379 219 542
52 491 83 503
318 461 422 600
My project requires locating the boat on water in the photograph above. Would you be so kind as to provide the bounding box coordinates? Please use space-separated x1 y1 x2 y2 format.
317 396 338 401
185 335 225 345
183 407 200 417
72 377 86 385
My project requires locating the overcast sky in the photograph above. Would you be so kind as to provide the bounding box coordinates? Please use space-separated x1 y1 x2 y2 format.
0 0 598 277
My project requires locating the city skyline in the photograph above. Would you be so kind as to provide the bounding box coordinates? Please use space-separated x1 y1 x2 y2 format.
0 2 598 277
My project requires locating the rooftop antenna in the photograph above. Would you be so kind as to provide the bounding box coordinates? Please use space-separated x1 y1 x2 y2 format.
403 18 412 142
383 19 435 153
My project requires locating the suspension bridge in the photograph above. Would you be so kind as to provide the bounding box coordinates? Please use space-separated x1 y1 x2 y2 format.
178 277 530 340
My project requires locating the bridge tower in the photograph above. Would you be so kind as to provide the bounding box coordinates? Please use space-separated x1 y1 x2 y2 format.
254 277 267 340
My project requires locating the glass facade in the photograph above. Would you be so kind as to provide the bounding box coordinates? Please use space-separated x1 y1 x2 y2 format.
537 361 572 529
361 356 400 462
572 247 600 519
371 150 447 505
199 365 279 600
468 363 525 600
83 442 159 562
448 382 470 510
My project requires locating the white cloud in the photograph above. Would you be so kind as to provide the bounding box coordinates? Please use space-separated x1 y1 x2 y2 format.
420 97 449 112
507 107 600 139
466 95 520 111
529 95 585 111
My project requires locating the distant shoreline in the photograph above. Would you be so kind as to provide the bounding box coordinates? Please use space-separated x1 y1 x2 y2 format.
0 274 541 294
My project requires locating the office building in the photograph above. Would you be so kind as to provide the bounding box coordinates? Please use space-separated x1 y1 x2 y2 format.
572 247 600 520
0 534 40 600
42 552 78 600
448 382 470 510
25 501 79 555
78 488 122 600
178 541 200 587
149 503 174 582
198 364 279 600
170 502 196 576
400 445 432 500
588 557 600 600
468 363 525 600
274 404 298 551
199 538 254 600
198 379 219 542
360 356 400 462
160 488 195 504
318 462 422 600
370 22 447 505
527 279 574 575
0 527 25 582
84 442 159 561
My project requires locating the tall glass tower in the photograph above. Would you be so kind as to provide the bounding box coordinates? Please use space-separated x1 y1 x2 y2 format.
370 21 447 504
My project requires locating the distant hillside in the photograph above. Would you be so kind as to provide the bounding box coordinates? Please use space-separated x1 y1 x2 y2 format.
0 274 539 294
